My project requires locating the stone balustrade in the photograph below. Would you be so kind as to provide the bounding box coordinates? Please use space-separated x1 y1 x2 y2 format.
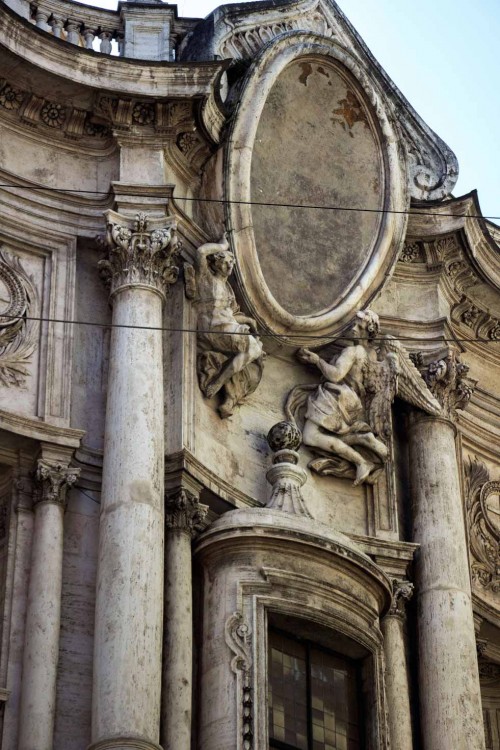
2 0 200 59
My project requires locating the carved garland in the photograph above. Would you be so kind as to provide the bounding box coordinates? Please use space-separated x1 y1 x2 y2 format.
465 458 500 593
0 250 39 388
225 611 253 750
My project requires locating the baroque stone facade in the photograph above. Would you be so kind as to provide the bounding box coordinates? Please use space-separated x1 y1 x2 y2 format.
0 0 498 749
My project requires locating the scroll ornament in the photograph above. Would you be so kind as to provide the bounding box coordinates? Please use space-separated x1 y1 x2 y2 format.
465 457 500 593
285 309 441 486
0 249 39 387
225 611 253 750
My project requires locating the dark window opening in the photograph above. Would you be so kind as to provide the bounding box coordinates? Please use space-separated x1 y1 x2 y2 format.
268 629 363 750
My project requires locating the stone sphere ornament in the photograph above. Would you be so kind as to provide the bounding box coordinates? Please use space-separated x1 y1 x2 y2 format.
267 421 302 453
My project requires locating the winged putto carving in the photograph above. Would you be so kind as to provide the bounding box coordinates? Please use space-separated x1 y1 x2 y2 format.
285 309 441 486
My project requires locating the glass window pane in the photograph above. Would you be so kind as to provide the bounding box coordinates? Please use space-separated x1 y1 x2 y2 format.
269 631 308 750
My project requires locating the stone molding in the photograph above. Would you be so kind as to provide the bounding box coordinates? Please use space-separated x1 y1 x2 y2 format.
387 578 414 619
33 459 79 507
465 458 500 593
225 611 253 750
0 77 112 140
0 249 39 388
165 488 208 537
98 210 180 299
87 738 163 750
182 0 457 202
225 32 409 344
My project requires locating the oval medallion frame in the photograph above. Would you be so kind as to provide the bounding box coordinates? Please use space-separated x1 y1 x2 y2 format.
225 32 409 344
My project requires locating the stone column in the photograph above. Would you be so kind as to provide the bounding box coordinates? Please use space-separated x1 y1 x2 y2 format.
381 579 414 750
18 452 79 750
409 407 484 750
161 486 207 750
90 210 179 750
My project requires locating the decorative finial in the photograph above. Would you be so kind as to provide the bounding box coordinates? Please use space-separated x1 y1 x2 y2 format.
265 422 310 516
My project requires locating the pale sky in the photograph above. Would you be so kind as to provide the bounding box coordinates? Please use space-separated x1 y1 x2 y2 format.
86 0 499 221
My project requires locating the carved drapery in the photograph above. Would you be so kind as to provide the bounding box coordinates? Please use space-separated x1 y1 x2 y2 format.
33 460 79 507
164 488 208 537
465 458 500 592
285 309 440 486
98 210 179 298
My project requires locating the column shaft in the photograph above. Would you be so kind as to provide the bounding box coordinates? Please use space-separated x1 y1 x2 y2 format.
382 613 413 750
409 415 484 750
92 288 164 749
162 530 193 750
18 500 64 750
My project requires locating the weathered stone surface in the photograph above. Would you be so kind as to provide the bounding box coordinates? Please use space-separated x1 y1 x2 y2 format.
251 57 382 316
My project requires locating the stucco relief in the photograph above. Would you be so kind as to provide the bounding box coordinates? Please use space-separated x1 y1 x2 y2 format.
184 236 265 418
465 458 500 593
285 309 441 485
0 249 39 387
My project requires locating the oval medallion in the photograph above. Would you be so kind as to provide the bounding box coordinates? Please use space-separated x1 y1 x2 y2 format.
226 33 408 344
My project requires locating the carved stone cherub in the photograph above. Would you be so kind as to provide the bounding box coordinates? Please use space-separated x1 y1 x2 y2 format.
185 235 264 418
286 309 441 486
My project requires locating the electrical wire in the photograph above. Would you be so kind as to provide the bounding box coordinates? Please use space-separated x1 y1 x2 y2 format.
7 312 500 343
0 182 499 222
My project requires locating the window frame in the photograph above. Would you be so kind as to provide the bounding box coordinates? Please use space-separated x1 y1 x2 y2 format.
268 626 365 750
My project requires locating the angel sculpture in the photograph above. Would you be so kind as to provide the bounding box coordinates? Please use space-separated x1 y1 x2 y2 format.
184 235 264 419
285 309 441 486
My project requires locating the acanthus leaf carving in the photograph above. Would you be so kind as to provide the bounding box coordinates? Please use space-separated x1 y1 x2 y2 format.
0 250 39 388
285 309 440 486
98 211 180 297
164 488 208 537
34 460 80 507
387 578 414 618
465 457 500 593
423 349 476 419
184 235 265 419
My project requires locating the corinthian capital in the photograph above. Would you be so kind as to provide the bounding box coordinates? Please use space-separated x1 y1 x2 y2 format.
165 488 208 537
98 210 180 298
388 578 414 619
422 348 476 420
34 460 80 508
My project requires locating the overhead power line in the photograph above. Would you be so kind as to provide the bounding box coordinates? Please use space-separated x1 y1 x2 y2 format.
8 313 500 344
0 183 499 222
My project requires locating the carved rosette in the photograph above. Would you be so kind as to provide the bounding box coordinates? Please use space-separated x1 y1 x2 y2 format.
465 458 500 593
225 611 253 750
98 211 180 299
33 460 80 508
165 489 208 537
423 349 476 419
387 578 414 619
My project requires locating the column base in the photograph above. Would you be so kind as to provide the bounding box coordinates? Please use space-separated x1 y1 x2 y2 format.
88 738 163 750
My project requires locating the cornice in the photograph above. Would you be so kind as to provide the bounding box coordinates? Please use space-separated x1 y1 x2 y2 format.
408 192 500 291
0 4 229 98
0 409 84 447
